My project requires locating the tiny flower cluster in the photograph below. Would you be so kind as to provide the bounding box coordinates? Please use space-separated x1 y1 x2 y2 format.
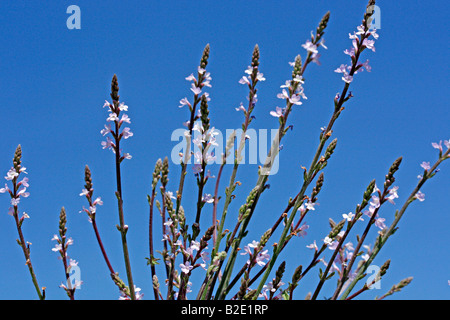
190 123 219 173
322 238 356 276
119 285 144 300
101 76 133 161
335 25 378 83
270 56 308 118
240 240 270 267
363 184 398 231
0 151 30 221
79 168 103 223
301 31 328 65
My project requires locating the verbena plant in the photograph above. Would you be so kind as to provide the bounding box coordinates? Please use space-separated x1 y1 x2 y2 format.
2 0 448 300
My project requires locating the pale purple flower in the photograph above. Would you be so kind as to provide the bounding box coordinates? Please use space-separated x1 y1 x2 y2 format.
244 66 253 75
362 39 376 52
190 240 201 252
375 217 387 230
239 76 250 85
248 240 259 249
106 113 119 122
123 153 132 160
193 164 203 175
343 212 354 221
101 137 114 150
185 73 196 82
361 59 371 72
335 64 354 83
324 236 333 245
202 193 214 203
190 83 202 95
52 243 62 252
444 140 450 149
334 64 348 74
277 89 290 100
432 141 443 152
305 201 316 211
17 187 29 198
18 177 29 188
119 114 131 124
100 124 111 136
370 195 381 209
302 40 318 54
235 103 246 112
93 197 103 206
256 72 266 81
103 100 111 108
368 28 379 40
0 184 9 194
349 32 358 40
386 186 399 205
297 223 309 237
415 191 425 202
5 168 18 181
289 94 303 106
180 261 193 274
306 240 318 251
310 52 322 65
342 74 353 84
179 97 191 108
270 106 283 118
198 66 206 75
420 161 431 171
255 250 270 267
204 152 216 163
121 127 133 139
118 102 128 111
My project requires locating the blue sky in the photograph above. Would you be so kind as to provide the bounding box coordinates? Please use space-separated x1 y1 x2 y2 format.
0 0 448 300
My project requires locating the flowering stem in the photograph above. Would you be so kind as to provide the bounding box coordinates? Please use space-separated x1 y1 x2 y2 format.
215 42 319 300
253 8 377 299
175 44 210 222
8 146 44 300
211 45 260 258
339 148 450 299
109 75 136 300
330 179 392 299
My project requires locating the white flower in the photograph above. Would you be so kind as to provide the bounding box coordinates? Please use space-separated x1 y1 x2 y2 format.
180 261 193 274
302 40 318 54
5 168 18 181
270 106 283 118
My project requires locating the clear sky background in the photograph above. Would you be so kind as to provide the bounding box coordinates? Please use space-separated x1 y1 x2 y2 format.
0 1 448 300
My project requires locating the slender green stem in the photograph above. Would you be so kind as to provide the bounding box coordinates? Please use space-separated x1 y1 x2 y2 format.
114 119 136 300
13 206 44 300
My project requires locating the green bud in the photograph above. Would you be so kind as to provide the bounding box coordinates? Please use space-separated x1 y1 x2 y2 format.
110 74 120 102
161 157 169 187
251 44 260 68
292 55 302 79
200 44 210 70
13 144 22 171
